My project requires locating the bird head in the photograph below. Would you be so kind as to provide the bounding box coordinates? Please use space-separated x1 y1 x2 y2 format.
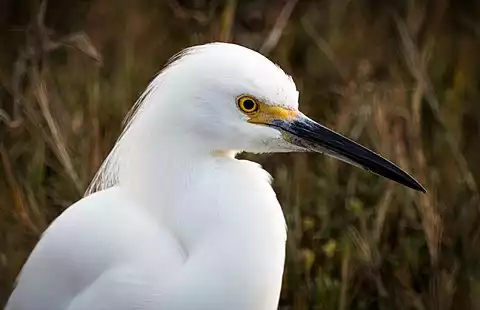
116 42 425 193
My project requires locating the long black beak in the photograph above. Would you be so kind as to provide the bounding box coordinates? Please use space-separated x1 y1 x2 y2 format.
270 114 426 193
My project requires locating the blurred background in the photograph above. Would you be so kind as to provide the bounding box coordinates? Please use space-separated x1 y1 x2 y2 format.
1 0 480 309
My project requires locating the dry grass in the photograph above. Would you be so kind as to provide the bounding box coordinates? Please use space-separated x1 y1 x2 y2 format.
1 0 480 309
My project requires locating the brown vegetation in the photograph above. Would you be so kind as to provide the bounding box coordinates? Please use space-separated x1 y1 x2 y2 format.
1 0 479 309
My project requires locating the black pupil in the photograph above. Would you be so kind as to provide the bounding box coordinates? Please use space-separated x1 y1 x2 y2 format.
243 99 255 110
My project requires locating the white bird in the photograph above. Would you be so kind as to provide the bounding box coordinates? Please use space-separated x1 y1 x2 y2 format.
6 42 424 310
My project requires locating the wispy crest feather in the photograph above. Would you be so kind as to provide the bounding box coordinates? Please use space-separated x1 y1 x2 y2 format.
85 47 197 195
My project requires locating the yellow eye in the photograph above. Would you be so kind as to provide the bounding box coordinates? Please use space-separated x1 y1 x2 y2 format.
237 95 259 114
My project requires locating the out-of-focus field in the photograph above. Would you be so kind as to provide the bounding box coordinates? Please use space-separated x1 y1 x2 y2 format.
1 0 480 309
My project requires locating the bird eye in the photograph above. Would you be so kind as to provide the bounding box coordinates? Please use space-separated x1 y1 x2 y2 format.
237 95 259 114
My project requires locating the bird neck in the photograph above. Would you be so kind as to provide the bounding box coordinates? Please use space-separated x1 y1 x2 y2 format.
118 136 287 308
121 141 287 246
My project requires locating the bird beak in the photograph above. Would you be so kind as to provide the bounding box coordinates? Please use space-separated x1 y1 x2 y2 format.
269 113 426 193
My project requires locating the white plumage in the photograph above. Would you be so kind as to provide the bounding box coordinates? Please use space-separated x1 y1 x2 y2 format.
6 42 423 310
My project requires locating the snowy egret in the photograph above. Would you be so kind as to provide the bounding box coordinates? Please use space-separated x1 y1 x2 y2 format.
6 42 424 310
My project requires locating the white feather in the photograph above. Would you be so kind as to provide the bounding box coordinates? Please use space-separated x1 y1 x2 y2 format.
6 42 299 310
